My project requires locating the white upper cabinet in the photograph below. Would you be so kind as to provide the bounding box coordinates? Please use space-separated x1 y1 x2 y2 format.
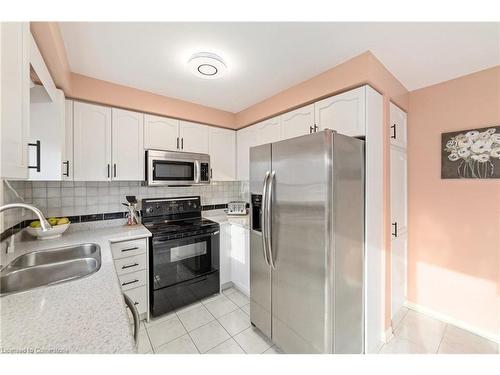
389 102 407 149
281 104 315 140
144 114 179 151
112 108 144 181
29 85 65 180
1 22 30 179
73 102 112 181
179 120 210 154
390 147 408 237
315 86 366 137
62 100 74 180
209 127 236 181
236 125 259 181
255 116 281 145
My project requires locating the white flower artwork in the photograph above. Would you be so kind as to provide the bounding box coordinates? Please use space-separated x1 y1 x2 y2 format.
442 126 500 179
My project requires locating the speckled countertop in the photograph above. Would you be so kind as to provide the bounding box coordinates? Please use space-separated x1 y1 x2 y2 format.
0 222 151 354
202 209 250 229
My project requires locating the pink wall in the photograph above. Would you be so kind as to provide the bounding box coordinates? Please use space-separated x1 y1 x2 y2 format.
407 66 500 338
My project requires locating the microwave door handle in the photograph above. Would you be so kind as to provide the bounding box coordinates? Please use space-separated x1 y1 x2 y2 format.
194 160 200 184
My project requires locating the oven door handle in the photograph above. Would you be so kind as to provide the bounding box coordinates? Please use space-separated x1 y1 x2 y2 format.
153 231 219 244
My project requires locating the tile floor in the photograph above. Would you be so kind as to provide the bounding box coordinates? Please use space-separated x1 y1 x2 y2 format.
135 289 498 355
136 287 280 354
379 307 499 354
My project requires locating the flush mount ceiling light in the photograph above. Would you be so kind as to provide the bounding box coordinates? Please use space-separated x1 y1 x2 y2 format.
188 52 227 79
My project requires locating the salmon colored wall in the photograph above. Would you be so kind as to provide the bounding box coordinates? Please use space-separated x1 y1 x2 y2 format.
234 51 408 128
407 66 500 339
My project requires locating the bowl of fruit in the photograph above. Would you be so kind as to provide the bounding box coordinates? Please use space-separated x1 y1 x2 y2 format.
26 217 71 240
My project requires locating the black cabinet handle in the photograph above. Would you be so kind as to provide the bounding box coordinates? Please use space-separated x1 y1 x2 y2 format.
313 124 318 132
121 246 139 253
392 222 398 237
210 168 213 179
122 279 139 286
122 263 139 270
107 164 110 178
113 163 117 178
28 141 41 172
181 138 184 150
391 124 397 139
309 126 314 134
134 301 139 306
176 137 179 149
62 161 70 177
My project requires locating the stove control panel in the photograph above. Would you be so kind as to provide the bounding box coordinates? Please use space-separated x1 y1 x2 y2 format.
142 196 201 218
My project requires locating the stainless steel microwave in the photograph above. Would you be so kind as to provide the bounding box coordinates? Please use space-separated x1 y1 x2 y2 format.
146 150 211 186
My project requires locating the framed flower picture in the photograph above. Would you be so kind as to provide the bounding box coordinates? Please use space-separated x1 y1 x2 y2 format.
441 126 500 179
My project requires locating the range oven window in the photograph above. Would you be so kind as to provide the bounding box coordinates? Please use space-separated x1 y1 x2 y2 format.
152 231 218 290
153 160 194 181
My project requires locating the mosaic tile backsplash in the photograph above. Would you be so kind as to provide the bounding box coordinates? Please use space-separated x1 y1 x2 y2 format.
2 180 250 231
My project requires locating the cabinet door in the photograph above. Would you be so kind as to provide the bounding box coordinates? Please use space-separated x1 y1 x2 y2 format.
256 116 281 145
209 127 236 181
62 100 73 180
315 86 366 136
112 108 144 181
219 222 232 286
29 86 65 180
179 120 209 153
1 22 30 179
144 114 179 151
389 102 407 149
230 225 250 295
281 104 315 140
73 102 112 181
390 147 407 235
236 126 259 181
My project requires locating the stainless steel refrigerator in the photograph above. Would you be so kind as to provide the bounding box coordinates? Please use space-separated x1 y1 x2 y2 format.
249 129 365 354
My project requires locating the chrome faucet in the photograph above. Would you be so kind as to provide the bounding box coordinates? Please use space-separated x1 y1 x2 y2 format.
0 203 52 231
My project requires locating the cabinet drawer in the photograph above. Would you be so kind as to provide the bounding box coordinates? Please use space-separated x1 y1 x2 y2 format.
114 253 147 276
124 285 147 316
119 269 147 291
111 238 147 260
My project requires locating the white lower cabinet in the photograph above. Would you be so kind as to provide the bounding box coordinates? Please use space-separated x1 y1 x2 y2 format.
219 223 232 286
110 238 149 319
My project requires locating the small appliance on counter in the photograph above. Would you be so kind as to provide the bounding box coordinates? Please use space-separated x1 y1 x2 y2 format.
226 201 248 216
122 196 140 226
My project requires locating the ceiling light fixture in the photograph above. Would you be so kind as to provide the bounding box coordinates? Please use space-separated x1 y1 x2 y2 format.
188 52 227 79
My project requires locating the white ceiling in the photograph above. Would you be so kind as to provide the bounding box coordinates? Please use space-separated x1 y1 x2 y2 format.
60 22 499 113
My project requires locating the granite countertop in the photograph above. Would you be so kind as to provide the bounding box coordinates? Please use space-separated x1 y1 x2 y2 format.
203 209 250 229
0 222 151 354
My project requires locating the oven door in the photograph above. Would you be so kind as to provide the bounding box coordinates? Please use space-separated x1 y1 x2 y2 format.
151 230 220 291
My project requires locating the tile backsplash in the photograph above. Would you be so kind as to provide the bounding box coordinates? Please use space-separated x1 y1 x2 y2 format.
2 180 250 231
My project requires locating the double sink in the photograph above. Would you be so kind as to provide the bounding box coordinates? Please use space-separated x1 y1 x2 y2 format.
0 243 102 296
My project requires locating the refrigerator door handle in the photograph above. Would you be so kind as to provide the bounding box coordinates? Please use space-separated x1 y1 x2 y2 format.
261 171 271 266
267 171 276 270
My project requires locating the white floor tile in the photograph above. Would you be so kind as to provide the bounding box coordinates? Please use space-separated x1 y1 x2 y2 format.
217 309 251 336
391 307 409 330
379 337 429 354
177 304 215 332
233 326 272 354
175 301 203 314
189 320 231 353
241 304 250 316
155 334 199 354
203 295 239 318
263 345 282 354
145 311 177 328
206 338 245 354
226 290 250 307
201 293 225 304
137 330 153 354
394 310 446 353
222 287 238 296
438 325 498 354
147 316 187 348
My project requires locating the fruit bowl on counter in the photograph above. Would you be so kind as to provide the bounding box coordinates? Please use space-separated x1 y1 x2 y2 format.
26 217 71 240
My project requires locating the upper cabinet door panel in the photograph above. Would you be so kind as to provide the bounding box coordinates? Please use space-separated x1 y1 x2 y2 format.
1 22 30 179
389 103 407 149
209 127 236 181
73 102 112 181
390 147 407 235
112 108 144 181
256 116 281 145
62 100 74 180
179 120 210 154
236 126 259 181
144 114 179 151
315 86 366 137
281 104 315 140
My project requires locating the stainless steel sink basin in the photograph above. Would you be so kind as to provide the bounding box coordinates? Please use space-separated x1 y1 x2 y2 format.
0 243 101 296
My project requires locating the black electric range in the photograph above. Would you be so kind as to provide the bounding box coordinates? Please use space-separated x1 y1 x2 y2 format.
142 196 220 317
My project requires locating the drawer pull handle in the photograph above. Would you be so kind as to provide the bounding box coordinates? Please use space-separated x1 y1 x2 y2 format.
121 247 139 253
122 263 139 270
134 302 139 306
122 279 139 286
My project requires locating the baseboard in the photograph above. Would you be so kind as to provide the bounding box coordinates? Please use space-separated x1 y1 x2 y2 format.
384 327 394 344
405 301 500 344
231 280 250 297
